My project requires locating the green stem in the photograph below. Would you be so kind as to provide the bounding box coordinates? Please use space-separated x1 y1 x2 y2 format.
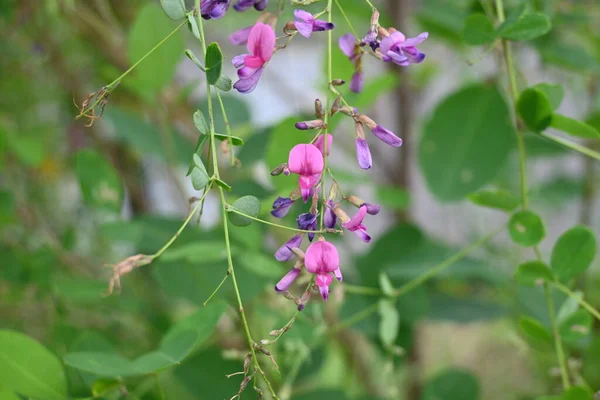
226 206 341 234
203 271 230 306
363 0 376 9
335 0 359 37
552 281 600 323
215 90 236 166
544 283 571 389
541 132 600 161
155 373 166 400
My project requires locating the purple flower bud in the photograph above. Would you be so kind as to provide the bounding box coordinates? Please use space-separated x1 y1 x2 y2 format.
201 0 230 19
324 200 337 229
271 197 295 218
233 0 267 11
229 26 253 45
274 234 303 261
350 71 364 93
254 0 268 10
275 268 301 292
355 138 372 170
364 203 380 215
297 212 318 241
295 119 323 130
371 125 403 147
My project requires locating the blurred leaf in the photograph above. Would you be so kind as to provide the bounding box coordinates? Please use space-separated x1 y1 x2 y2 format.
193 110 209 134
508 210 546 247
532 83 564 110
239 252 283 278
205 43 223 85
53 276 107 303
419 84 515 202
376 186 410 210
214 132 244 145
229 195 261 227
378 299 399 347
422 369 480 400
190 154 209 190
0 385 20 400
463 13 496 45
524 132 567 157
515 261 554 287
532 177 584 207
64 353 133 377
128 4 184 95
551 226 597 282
517 88 553 132
416 1 467 43
559 309 592 343
73 149 123 211
160 0 186 19
199 95 250 134
557 292 582 324
294 390 349 400
497 12 552 41
539 42 600 73
428 292 506 322
519 316 553 347
378 272 395 297
562 386 593 400
0 190 15 225
214 178 232 191
468 189 519 211
238 127 271 165
164 301 228 347
184 48 204 70
0 330 68 400
161 241 231 263
3 132 46 167
550 114 600 139
91 379 122 397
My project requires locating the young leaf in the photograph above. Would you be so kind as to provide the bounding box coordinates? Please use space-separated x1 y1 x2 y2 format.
517 88 553 132
468 189 519 211
557 292 583 324
214 178 232 191
190 154 209 190
214 133 244 146
215 75 233 92
462 13 496 45
519 316 553 346
376 186 410 210
551 226 597 282
186 134 208 176
378 272 395 297
163 301 228 347
185 49 206 71
515 261 554 286
228 195 261 227
187 14 200 39
531 83 564 110
160 0 187 20
508 210 546 247
550 114 600 139
193 110 209 134
205 42 223 85
497 12 552 41
378 299 399 348
0 330 68 400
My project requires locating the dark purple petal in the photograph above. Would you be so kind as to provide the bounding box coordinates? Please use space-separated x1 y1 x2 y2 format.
350 71 363 93
271 197 294 218
297 212 318 231
353 228 371 243
254 0 268 10
274 234 303 262
404 47 426 63
233 68 264 93
324 200 337 229
295 122 309 130
233 0 253 11
201 0 230 19
275 268 301 292
371 125 403 147
308 220 317 242
333 267 343 282
355 137 372 170
313 20 335 32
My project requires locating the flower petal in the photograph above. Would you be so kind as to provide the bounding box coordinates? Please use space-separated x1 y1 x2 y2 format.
288 144 324 176
353 228 371 243
333 267 343 282
371 125 403 147
312 20 335 32
305 240 339 274
350 71 364 93
342 205 367 230
355 137 372 169
314 133 333 156
338 33 356 58
244 54 265 69
402 32 428 47
275 268 301 292
229 26 253 45
247 22 275 63
274 234 303 262
295 20 314 38
315 273 333 301
233 68 263 93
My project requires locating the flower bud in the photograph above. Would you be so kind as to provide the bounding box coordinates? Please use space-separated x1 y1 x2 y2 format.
295 119 324 130
270 163 287 176
314 99 324 118
331 79 346 86
357 114 377 129
330 95 342 116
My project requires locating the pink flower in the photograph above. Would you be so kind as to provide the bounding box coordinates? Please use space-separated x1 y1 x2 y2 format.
233 23 275 93
288 144 324 202
304 240 341 301
341 205 371 243
314 133 333 156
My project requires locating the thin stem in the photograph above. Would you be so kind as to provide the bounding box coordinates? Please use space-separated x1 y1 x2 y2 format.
363 0 376 9
226 206 341 234
155 373 165 400
552 282 600 323
540 132 600 161
203 272 229 306
335 0 359 38
215 90 236 166
544 283 571 389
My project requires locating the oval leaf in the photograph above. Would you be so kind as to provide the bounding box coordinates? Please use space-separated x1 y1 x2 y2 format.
205 42 223 85
508 210 546 247
378 299 400 348
515 261 554 286
229 195 261 227
517 88 553 132
187 14 200 39
64 353 134 377
463 13 496 45
0 330 68 400
190 155 209 190
215 75 233 92
214 133 244 146
519 316 553 347
160 0 186 19
422 369 479 400
532 83 564 110
550 114 600 139
498 12 552 41
419 84 515 201
468 189 519 211
559 310 592 343
193 110 209 134
551 226 597 282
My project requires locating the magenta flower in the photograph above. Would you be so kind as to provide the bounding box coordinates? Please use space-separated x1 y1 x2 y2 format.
201 0 230 19
234 0 268 11
304 240 341 301
229 26 253 45
294 10 335 38
275 267 301 292
380 31 428 66
271 197 294 218
314 133 333 156
288 144 324 202
275 234 303 262
233 23 275 93
339 33 364 93
341 205 371 243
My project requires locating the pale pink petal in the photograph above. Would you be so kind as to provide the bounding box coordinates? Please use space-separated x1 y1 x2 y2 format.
314 134 333 156
315 273 333 301
247 22 275 63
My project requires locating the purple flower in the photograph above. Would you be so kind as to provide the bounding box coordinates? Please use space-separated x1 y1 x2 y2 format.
275 234 303 262
297 212 318 241
233 23 275 93
380 31 428 66
361 27 380 51
348 195 380 216
324 200 337 229
294 10 335 38
341 205 371 243
295 119 324 130
355 137 372 170
305 240 340 301
234 0 268 12
275 268 301 292
339 34 364 93
201 0 230 19
350 72 364 93
371 125 403 147
229 26 253 45
271 197 294 218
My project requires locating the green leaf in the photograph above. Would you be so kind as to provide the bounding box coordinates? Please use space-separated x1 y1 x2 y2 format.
378 272 395 297
422 369 479 400
551 226 597 282
184 49 205 71
161 241 230 263
160 0 186 19
214 178 232 191
73 149 123 212
532 83 564 110
557 292 582 324
205 42 223 85
517 88 553 132
164 301 228 347
562 386 594 400
376 186 410 210
497 12 552 41
228 195 261 227
128 4 184 95
559 309 592 343
186 135 208 176
214 132 244 146
64 353 133 377
468 189 519 211
0 190 16 225
239 252 284 278
519 316 553 346
0 385 20 400
215 75 233 92
378 299 399 348
462 13 496 45
0 330 68 400
508 210 546 247
193 110 209 134
419 84 515 202
187 14 200 39
190 154 209 190
550 114 600 139
515 261 554 286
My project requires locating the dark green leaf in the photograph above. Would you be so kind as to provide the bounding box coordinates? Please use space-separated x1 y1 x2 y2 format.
378 299 399 347
519 316 553 347
165 302 228 348
186 135 208 176
550 114 600 139
517 88 553 132
559 310 592 343
532 83 564 110
428 292 506 322
551 226 597 282
239 252 283 278
508 210 546 246
205 42 223 85
497 12 552 41
463 13 496 45
468 189 519 211
515 261 554 286
228 195 261 227
160 0 186 19
422 369 479 400
419 84 515 201
73 149 123 211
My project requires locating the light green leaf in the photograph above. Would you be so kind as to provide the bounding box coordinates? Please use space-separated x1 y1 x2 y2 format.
517 88 553 132
562 386 594 400
73 149 123 212
519 316 553 347
551 226 597 282
215 75 233 92
161 242 230 263
205 42 223 85
190 154 209 190
239 252 284 278
532 83 564 110
186 135 208 176
185 49 205 71
193 110 209 134
160 0 186 19
463 13 496 45
187 14 200 39
419 84 515 202
63 353 132 377
0 385 20 400
557 292 583 324
508 210 546 247
550 114 600 139
559 310 592 343
164 301 228 346
214 132 244 146
229 195 261 227
422 369 479 400
378 272 395 297
515 261 554 286
497 12 552 41
468 189 519 211
0 330 68 400
378 299 399 348
214 178 232 191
